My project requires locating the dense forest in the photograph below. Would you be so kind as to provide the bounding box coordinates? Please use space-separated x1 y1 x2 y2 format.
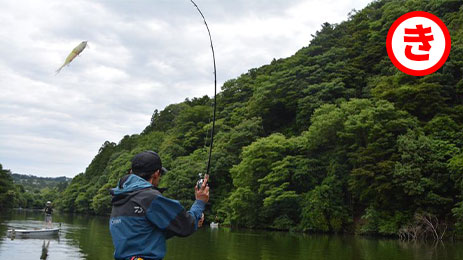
2 0 463 238
11 173 71 192
0 164 70 209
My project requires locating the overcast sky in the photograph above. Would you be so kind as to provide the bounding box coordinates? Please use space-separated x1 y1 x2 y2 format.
0 0 372 178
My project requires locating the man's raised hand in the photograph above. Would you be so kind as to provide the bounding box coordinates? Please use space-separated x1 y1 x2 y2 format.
195 174 209 203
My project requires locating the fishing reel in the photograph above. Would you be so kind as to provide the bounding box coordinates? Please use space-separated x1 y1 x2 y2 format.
196 173 205 190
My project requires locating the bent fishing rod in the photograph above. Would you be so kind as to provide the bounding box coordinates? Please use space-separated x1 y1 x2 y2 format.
190 0 217 178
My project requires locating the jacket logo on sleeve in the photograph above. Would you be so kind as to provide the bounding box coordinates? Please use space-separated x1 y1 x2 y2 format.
134 206 144 214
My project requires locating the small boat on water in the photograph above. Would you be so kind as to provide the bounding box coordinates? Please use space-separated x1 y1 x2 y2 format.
210 222 219 228
7 228 60 238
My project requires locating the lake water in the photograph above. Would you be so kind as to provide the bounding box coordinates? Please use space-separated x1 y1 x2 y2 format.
1 210 462 260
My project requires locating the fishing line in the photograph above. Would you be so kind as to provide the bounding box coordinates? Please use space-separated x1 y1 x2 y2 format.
190 0 217 176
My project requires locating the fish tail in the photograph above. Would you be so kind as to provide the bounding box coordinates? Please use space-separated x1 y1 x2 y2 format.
56 64 65 74
56 55 74 74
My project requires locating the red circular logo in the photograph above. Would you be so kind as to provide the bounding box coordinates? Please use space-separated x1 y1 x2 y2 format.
386 11 451 76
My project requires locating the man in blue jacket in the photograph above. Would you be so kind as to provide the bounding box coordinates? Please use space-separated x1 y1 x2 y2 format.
109 150 209 260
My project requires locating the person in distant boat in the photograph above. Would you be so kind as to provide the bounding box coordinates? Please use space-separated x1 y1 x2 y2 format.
109 150 210 260
44 201 53 228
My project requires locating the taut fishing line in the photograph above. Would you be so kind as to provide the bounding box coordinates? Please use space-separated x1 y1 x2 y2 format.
190 0 217 177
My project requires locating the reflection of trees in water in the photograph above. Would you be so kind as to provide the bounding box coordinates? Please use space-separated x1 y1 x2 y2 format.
63 214 115 260
0 211 8 248
3 211 463 260
397 240 452 260
40 240 50 259
5 209 44 221
166 229 463 260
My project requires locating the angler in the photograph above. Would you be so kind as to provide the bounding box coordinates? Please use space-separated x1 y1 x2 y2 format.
109 151 209 260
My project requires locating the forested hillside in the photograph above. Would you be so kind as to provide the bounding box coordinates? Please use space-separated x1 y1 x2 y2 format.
11 174 71 192
38 0 463 237
0 164 70 209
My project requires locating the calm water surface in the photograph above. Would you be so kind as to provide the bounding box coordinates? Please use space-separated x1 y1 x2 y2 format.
1 210 462 260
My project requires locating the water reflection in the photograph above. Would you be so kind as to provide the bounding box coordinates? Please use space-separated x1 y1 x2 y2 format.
40 240 50 260
0 210 87 260
1 210 463 260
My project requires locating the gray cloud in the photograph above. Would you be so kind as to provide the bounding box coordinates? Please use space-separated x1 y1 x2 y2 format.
0 0 372 177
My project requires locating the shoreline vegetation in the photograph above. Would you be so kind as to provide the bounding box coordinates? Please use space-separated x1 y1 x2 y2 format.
1 0 463 242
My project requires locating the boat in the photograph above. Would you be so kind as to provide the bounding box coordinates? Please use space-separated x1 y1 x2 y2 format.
7 228 60 238
210 222 219 228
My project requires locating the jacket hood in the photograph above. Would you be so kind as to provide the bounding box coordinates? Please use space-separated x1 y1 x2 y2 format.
111 174 153 196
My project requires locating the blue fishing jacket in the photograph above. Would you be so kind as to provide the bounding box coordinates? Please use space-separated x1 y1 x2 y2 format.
109 174 205 260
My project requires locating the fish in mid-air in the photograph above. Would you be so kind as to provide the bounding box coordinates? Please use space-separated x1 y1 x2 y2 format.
56 41 88 74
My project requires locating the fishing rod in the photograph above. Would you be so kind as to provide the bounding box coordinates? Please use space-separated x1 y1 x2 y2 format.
190 0 217 179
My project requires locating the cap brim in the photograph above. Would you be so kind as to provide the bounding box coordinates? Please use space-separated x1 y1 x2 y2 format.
161 167 168 174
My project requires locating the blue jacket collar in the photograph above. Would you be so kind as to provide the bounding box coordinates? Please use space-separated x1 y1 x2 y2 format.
111 174 153 195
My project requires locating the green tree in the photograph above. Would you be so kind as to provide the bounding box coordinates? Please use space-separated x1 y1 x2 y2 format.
0 164 17 209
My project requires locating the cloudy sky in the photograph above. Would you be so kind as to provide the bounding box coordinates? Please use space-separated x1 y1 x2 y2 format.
0 0 372 178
